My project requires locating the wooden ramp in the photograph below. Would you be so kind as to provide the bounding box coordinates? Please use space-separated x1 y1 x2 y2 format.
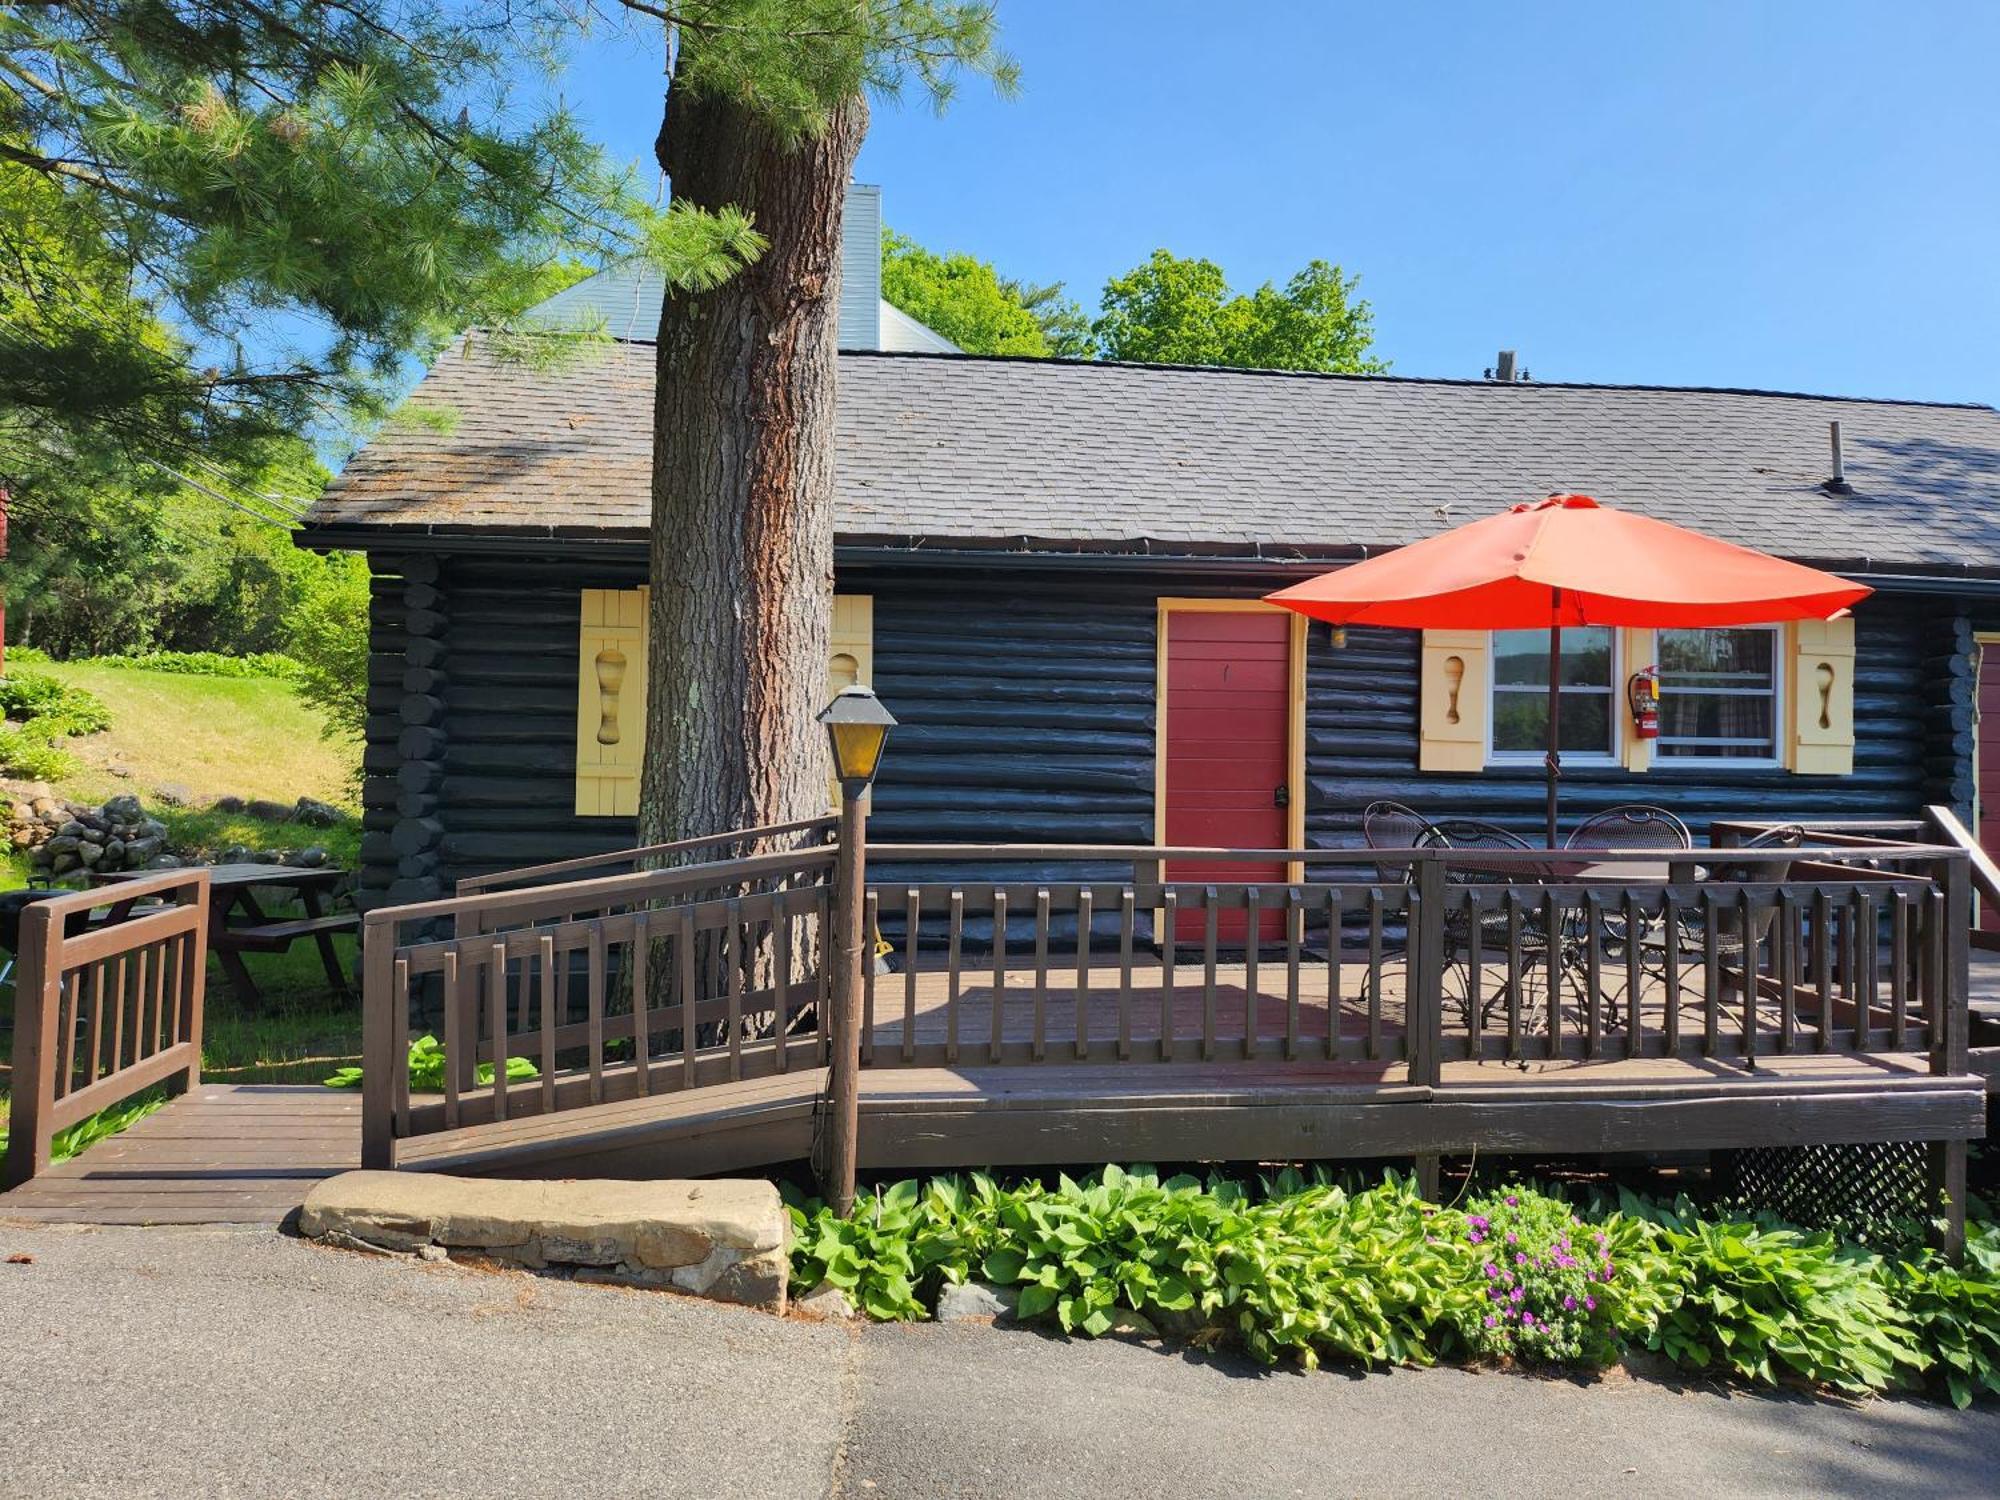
377 1053 1988 1185
3 1059 1985 1226
0 1085 360 1226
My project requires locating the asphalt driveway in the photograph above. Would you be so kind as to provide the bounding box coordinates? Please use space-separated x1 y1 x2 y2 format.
3 1223 1996 1499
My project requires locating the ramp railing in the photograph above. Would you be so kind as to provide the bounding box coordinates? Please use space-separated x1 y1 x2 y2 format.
4 868 211 1187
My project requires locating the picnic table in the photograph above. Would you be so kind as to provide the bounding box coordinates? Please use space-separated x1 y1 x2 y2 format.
93 862 356 1008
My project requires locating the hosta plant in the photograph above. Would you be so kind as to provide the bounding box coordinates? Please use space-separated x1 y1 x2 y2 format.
322 1034 539 1092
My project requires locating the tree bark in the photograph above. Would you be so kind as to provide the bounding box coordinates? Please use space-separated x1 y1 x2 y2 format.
640 50 868 859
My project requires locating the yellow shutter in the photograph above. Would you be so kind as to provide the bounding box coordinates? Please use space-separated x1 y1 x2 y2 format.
575 587 648 817
1419 629 1489 772
827 595 874 808
829 594 874 696
1789 616 1857 775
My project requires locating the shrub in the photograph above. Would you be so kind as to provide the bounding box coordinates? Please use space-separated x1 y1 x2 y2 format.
92 649 302 680
789 1167 2000 1402
1451 1189 1623 1366
0 722 80 780
792 1167 1483 1368
6 645 52 665
1609 1193 1925 1394
0 670 112 735
1891 1222 2000 1408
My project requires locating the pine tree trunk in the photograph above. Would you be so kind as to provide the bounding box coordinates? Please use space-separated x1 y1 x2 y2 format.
639 59 868 857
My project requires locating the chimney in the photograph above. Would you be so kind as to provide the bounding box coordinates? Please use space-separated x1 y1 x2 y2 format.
1822 420 1853 495
1485 350 1530 382
838 182 882 351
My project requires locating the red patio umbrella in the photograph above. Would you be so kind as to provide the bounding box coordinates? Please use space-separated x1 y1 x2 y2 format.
1265 494 1872 845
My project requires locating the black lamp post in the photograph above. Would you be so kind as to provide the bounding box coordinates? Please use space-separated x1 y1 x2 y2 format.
816 685 895 1215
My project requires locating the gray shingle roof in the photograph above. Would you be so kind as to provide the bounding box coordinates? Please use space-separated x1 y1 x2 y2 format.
307 334 2000 573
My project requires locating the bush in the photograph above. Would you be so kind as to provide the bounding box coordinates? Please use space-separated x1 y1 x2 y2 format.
92 650 301 681
1451 1189 1622 1366
0 722 81 779
1620 1193 1925 1394
789 1167 2000 1403
0 670 113 735
1891 1222 2000 1408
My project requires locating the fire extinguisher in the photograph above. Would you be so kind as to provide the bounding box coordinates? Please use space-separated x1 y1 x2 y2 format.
1627 666 1659 739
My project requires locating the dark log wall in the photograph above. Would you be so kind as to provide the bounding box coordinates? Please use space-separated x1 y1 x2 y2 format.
1303 603 1970 848
350 554 1975 911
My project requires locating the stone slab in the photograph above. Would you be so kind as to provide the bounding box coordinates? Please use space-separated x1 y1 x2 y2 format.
300 1171 790 1311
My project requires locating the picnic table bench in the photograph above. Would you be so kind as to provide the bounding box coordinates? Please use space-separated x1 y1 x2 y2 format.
93 862 356 1008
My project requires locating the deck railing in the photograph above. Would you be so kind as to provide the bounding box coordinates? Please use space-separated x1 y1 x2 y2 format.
4 868 211 1187
357 829 1973 1187
858 838 1969 1086
360 845 835 1166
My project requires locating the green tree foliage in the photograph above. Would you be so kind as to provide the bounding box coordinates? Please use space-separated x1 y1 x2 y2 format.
6 435 339 657
1093 251 1388 372
282 544 371 745
880 231 1384 371
0 1 759 488
1000 272 1094 358
881 228 1050 354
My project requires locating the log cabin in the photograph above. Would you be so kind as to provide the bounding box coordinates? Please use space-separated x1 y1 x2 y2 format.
296 189 2000 918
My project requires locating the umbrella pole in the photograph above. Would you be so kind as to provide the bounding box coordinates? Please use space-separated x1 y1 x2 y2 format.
1545 590 1562 848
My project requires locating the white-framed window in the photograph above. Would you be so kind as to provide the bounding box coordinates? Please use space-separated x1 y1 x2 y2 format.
1656 626 1782 764
1487 627 1619 764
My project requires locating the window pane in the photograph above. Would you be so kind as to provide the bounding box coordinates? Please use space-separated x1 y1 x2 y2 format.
1658 693 1777 756
1659 628 1775 685
1494 628 1614 688
1656 627 1778 760
1493 687 1614 754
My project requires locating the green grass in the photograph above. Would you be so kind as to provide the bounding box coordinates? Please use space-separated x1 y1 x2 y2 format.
1 660 363 886
0 655 368 1169
33 660 358 809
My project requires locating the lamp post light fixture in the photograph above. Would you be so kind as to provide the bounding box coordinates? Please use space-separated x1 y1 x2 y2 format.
816 685 895 1216
819 684 897 791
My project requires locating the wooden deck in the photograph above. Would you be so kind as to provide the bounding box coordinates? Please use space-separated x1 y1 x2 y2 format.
0 1085 360 1226
6 1045 1986 1228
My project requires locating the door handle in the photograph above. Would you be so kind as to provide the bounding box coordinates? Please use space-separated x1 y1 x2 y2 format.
1274 784 1291 809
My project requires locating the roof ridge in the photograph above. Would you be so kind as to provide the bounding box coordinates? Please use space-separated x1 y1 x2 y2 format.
458 326 1995 413
828 347 1996 412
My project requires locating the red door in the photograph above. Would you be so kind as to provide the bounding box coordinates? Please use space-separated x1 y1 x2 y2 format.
1980 643 2000 932
1162 609 1291 944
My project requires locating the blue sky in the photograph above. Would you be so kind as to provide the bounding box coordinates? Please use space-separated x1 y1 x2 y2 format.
569 2 1999 404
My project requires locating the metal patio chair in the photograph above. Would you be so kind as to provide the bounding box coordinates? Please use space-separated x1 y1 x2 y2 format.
1421 818 1566 1043
1565 804 1693 853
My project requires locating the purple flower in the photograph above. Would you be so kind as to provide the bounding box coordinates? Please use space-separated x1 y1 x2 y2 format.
1521 1311 1536 1327
1484 1263 1499 1278
1585 1297 1596 1311
1562 1295 1577 1310
1468 1215 1488 1229
1506 1231 1518 1244
1484 1315 1497 1328
1510 1287 1525 1304
1505 1194 1519 1207
1515 1252 1528 1265
1469 1230 1485 1245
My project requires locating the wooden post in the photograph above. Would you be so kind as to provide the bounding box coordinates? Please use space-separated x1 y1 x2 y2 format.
823 788 867 1216
1930 850 1972 1259
178 875 210 1095
2 904 61 1188
360 911 398 1171
1409 853 1445 1090
1409 853 1446 1200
